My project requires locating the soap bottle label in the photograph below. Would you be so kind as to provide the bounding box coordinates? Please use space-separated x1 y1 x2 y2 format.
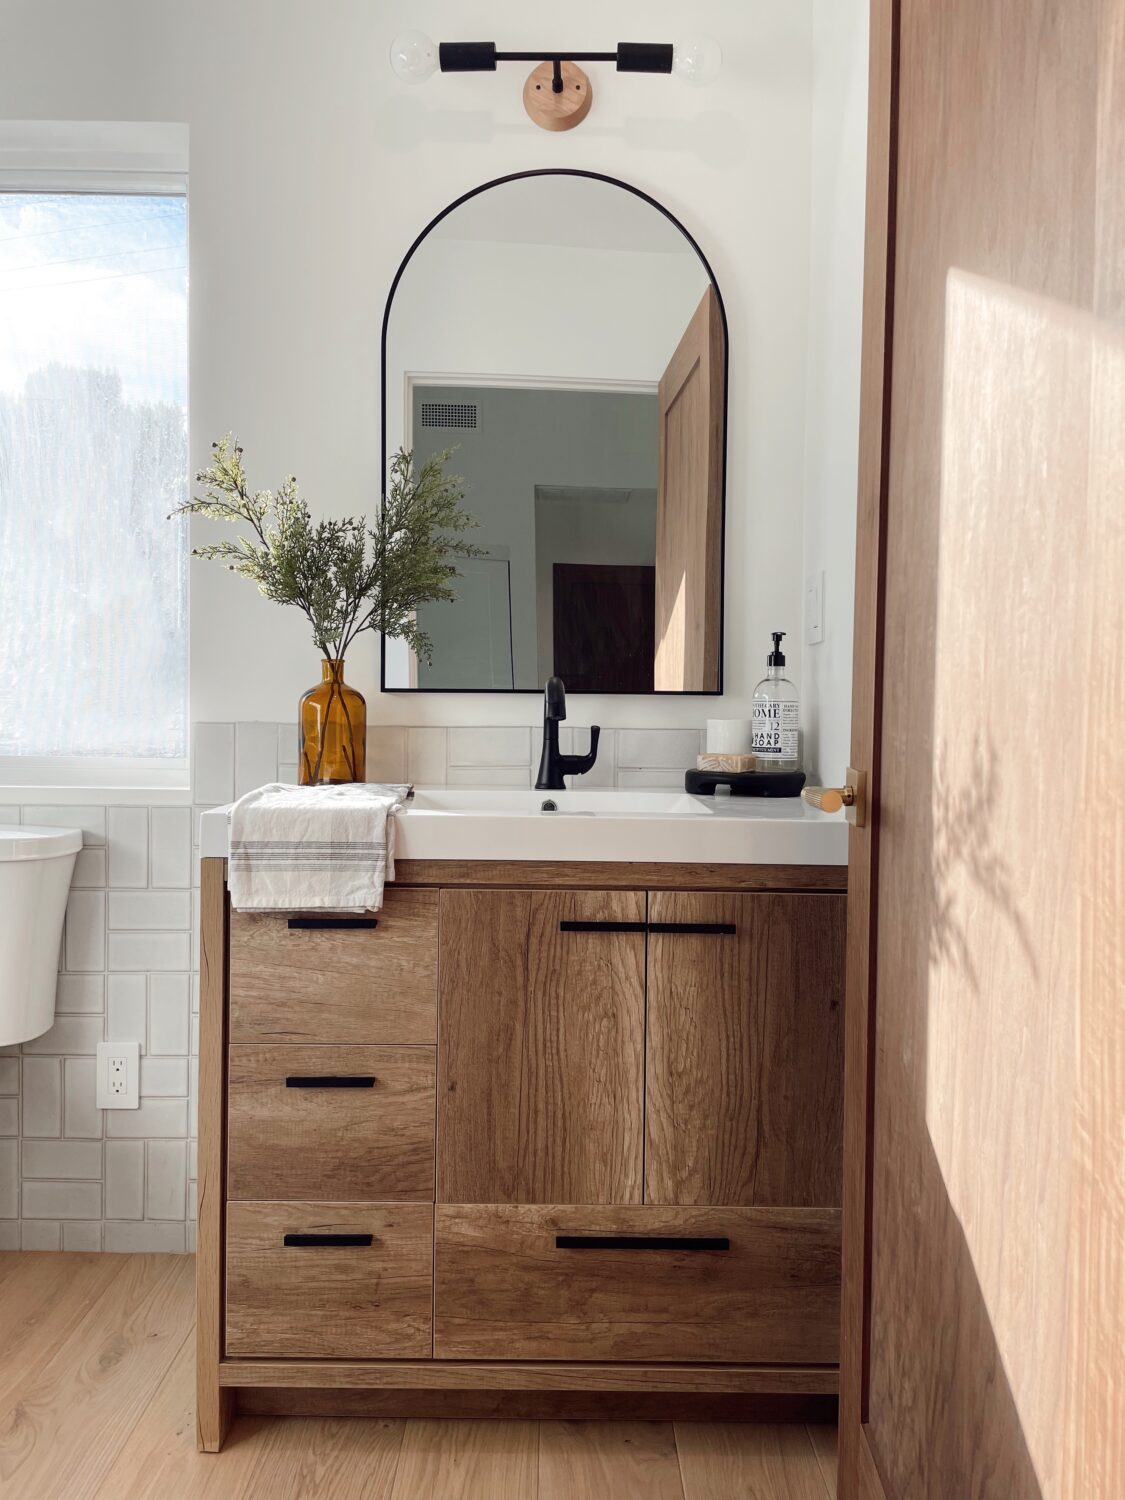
752 702 798 760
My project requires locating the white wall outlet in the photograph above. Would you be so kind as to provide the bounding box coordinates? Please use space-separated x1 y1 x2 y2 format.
96 1040 140 1109
804 569 825 645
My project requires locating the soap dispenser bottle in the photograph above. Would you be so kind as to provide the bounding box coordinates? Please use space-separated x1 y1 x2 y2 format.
752 631 799 771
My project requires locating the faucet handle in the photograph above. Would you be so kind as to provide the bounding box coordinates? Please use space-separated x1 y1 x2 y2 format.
571 724 600 772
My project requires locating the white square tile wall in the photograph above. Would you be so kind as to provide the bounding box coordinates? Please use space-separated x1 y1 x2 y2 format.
149 808 191 888
4 716 702 1249
234 722 279 800
107 808 149 887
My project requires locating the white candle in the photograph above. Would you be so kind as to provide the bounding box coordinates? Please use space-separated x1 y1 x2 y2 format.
705 718 753 754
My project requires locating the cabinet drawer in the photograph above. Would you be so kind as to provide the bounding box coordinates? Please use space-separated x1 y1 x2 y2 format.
227 1045 435 1201
229 888 437 1044
225 1202 433 1358
434 1204 840 1364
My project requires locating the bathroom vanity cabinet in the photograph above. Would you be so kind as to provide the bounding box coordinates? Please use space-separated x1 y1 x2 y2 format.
198 858 845 1450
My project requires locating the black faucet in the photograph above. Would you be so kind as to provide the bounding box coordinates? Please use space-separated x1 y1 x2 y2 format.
535 677 601 791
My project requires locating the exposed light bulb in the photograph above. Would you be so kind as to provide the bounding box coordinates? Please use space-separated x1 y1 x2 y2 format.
672 36 722 86
389 31 439 84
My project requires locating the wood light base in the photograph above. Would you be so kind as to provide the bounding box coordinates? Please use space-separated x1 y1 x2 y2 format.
523 61 593 131
198 857 846 1451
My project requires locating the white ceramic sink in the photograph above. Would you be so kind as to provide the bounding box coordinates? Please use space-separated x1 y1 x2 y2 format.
406 788 714 817
200 787 847 866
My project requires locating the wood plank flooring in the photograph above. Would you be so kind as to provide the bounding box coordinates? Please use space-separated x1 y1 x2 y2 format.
0 1252 837 1499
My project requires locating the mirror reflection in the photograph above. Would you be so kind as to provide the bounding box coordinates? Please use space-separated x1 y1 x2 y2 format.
382 173 726 693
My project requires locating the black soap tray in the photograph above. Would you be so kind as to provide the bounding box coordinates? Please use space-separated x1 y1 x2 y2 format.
684 768 807 798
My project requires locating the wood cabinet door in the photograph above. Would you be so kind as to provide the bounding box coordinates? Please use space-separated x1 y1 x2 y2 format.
438 889 645 1205
646 891 845 1207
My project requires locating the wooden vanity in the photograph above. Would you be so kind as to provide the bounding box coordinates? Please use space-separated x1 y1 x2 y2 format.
197 856 846 1450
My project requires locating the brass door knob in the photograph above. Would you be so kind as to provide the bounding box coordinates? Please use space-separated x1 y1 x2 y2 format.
801 768 867 827
801 785 851 813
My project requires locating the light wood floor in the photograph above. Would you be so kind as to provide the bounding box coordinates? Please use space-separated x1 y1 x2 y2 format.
0 1252 837 1499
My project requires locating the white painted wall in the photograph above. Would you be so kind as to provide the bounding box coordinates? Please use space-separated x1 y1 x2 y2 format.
800 0 869 780
0 0 816 731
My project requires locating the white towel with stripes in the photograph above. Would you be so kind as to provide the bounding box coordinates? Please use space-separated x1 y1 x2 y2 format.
228 782 411 913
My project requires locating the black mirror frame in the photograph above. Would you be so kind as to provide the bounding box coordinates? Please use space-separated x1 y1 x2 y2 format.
379 168 729 696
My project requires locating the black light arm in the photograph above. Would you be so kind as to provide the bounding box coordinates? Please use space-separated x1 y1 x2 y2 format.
438 42 674 76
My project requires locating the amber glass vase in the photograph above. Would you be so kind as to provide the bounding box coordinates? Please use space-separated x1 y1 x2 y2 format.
298 659 366 785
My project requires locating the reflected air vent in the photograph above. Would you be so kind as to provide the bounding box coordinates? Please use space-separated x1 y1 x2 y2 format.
420 401 477 429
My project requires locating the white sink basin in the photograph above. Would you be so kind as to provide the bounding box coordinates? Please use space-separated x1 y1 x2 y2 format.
406 789 714 817
200 787 847 867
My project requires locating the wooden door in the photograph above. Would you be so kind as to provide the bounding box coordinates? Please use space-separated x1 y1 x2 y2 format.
841 3 1123 1498
552 562 655 692
437 889 645 1204
654 285 724 691
645 892 845 1207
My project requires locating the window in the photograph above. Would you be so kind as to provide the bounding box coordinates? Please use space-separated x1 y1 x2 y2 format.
0 187 188 782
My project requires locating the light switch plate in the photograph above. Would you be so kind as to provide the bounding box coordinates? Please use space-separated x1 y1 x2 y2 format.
805 570 825 645
96 1039 140 1109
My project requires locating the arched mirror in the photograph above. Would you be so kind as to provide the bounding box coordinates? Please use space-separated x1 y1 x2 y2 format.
381 170 727 694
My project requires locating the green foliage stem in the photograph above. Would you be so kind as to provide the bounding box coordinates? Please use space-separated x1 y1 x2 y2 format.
171 435 479 664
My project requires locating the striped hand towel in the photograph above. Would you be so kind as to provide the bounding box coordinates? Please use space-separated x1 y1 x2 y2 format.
228 782 411 913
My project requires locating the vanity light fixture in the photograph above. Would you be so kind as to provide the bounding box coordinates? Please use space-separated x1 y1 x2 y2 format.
388 33 722 131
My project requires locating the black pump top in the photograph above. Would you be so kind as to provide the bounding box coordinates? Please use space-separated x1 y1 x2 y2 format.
767 631 786 668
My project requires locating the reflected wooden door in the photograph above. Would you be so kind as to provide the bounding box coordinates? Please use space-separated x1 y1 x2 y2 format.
654 285 724 691
841 2 1123 1498
552 561 655 692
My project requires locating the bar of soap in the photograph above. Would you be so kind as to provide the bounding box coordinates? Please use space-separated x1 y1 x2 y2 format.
697 752 757 773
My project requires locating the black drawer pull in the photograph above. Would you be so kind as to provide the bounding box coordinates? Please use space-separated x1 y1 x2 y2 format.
555 1234 730 1252
559 920 647 933
647 922 736 936
283 1232 374 1248
285 1075 377 1089
287 916 378 930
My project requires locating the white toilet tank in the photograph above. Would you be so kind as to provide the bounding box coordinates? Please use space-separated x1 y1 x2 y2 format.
0 825 82 1046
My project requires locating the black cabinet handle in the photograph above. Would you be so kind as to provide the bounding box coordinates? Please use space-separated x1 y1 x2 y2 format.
559 920 647 933
555 1234 730 1252
287 916 378 930
647 922 736 936
283 1232 373 1248
285 1075 377 1089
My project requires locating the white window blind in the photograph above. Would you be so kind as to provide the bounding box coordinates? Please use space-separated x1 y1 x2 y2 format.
0 185 188 781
